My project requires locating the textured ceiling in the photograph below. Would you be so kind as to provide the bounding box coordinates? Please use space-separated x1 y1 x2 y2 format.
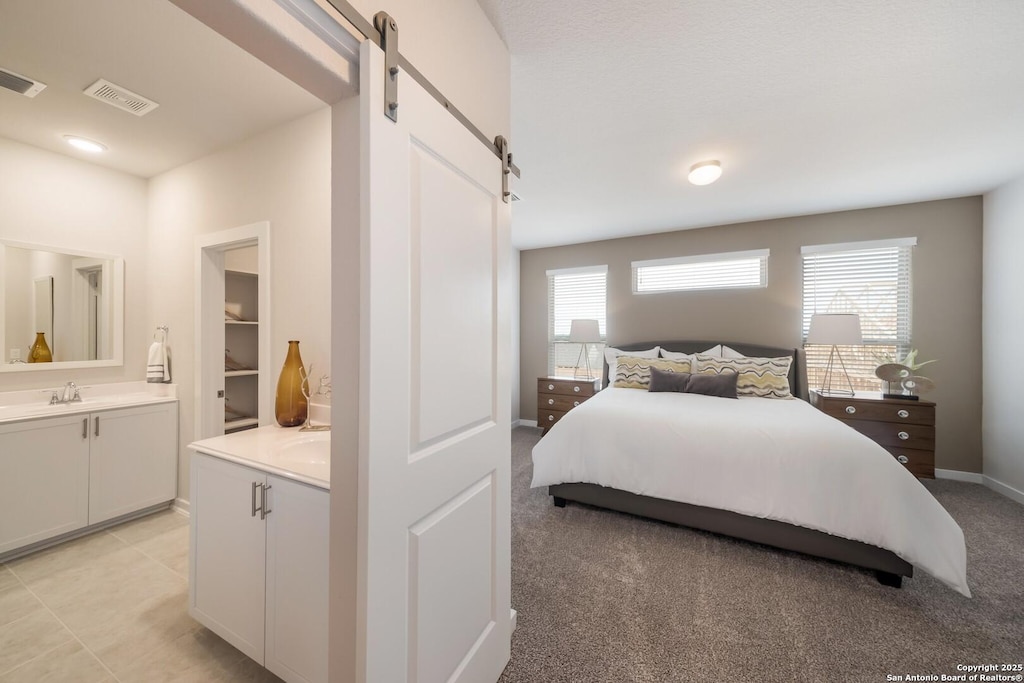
0 0 324 178
478 0 1024 249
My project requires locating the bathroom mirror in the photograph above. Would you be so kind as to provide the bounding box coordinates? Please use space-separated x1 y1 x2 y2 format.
0 240 124 372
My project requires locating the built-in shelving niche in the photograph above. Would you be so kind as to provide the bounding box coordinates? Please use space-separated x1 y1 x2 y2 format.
224 260 259 433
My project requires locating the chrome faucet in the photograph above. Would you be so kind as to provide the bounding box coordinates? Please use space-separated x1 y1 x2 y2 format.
47 382 83 404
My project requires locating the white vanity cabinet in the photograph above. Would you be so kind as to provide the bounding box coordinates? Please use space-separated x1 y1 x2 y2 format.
189 452 328 683
89 402 179 524
0 399 179 557
0 414 90 554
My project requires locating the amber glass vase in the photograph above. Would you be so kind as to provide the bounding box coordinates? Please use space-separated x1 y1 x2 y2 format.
28 332 52 363
275 340 308 427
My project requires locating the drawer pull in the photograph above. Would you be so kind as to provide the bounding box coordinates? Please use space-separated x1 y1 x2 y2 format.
845 406 856 415
897 409 909 419
573 386 580 393
548 384 554 391
548 398 554 405
548 415 554 422
573 401 580 407
898 431 910 440
896 455 909 464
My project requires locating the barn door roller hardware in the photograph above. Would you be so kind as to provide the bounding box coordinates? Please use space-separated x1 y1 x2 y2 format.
323 1 522 184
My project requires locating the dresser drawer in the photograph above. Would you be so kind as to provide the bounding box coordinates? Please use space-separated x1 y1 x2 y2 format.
881 446 935 478
539 409 567 430
817 398 935 426
844 419 935 449
539 394 586 412
537 378 599 398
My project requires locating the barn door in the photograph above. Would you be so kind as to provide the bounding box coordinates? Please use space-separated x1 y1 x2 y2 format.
358 39 512 683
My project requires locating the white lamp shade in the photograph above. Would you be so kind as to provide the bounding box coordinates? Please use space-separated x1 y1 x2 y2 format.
569 319 601 343
807 313 863 345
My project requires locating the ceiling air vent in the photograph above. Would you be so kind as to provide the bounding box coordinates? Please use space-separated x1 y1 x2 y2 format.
83 78 159 116
0 67 46 97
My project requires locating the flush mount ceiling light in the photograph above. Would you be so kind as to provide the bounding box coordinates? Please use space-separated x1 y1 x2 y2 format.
688 160 722 186
63 135 107 153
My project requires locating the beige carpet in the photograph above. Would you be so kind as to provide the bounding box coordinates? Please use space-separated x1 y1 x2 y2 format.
499 427 1024 683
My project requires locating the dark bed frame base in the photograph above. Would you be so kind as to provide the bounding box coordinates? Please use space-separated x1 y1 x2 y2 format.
549 483 912 588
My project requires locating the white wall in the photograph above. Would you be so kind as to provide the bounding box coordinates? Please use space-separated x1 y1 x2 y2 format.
983 174 1024 503
147 107 332 502
0 137 148 388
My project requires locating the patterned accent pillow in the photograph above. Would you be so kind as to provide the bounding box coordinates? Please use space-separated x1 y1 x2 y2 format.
614 356 692 389
694 353 794 399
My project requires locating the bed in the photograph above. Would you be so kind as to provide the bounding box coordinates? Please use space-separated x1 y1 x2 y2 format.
531 340 970 596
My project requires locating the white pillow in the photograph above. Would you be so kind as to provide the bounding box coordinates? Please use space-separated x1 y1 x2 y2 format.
721 345 746 359
604 346 660 383
660 349 697 363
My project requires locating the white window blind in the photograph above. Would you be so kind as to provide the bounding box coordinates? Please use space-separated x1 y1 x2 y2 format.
547 266 607 378
802 238 915 391
632 249 768 293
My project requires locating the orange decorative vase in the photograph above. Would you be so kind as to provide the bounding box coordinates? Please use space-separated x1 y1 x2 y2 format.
28 332 52 363
275 340 308 427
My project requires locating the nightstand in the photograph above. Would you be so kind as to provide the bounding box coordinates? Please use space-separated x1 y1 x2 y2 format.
537 377 600 434
810 390 935 478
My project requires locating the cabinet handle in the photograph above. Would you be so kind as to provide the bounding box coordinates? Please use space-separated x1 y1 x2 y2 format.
548 384 554 391
547 398 554 405
845 406 856 415
897 455 910 464
573 401 580 407
251 481 261 518
573 386 580 393
261 484 272 520
94 416 100 437
897 409 909 419
898 431 910 440
547 415 554 422
82 418 88 440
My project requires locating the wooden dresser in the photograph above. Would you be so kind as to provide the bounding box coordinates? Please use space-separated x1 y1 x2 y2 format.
810 390 935 478
537 377 600 434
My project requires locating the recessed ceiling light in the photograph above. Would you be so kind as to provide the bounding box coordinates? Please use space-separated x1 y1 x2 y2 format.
688 160 722 186
63 135 107 153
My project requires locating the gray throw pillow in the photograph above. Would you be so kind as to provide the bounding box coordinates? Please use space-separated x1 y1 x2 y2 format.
648 367 691 393
685 372 739 399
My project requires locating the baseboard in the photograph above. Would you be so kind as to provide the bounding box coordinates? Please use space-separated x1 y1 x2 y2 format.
172 497 190 518
983 475 1024 506
516 419 538 429
510 608 517 632
935 468 984 484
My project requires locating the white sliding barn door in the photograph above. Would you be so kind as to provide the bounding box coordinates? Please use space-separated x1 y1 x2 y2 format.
358 40 512 683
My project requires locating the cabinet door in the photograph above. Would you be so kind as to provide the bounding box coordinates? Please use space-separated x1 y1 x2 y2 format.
0 415 90 555
89 402 178 524
189 453 266 662
265 475 328 683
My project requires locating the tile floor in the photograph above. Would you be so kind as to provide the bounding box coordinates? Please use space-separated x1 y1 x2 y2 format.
0 509 282 682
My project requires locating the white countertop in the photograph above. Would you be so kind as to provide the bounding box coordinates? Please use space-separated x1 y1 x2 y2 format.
0 382 178 425
188 425 330 491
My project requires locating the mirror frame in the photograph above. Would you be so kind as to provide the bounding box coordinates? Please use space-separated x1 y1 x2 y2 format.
0 239 125 372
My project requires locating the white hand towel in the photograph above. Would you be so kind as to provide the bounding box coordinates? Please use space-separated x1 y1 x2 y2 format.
147 341 171 383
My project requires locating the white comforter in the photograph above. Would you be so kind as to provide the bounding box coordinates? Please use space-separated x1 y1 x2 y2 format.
532 388 970 596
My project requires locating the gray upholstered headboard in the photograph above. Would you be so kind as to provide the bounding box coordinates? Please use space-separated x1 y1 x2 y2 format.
602 341 809 402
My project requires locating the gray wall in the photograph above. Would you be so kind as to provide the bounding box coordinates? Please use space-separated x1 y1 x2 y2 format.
520 197 983 474
983 177 1024 497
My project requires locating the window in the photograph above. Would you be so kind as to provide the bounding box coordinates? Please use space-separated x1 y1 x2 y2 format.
547 266 607 378
632 249 768 293
801 238 915 391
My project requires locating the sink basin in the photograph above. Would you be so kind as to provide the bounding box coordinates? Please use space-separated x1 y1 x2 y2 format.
274 433 330 466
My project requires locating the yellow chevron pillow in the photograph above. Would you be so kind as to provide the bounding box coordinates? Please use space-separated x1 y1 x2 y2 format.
613 356 692 390
695 353 793 399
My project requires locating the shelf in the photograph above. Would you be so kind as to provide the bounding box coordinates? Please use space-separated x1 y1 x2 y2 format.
225 320 259 325
225 269 258 278
225 417 259 433
225 370 259 378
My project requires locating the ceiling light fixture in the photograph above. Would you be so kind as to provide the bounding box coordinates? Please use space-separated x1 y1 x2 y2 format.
688 160 722 186
63 135 107 153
